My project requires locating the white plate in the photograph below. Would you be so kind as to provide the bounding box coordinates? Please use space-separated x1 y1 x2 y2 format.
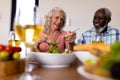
74 51 99 64
77 66 113 80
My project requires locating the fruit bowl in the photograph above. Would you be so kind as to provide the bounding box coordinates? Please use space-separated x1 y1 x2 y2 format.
0 59 25 77
30 52 76 68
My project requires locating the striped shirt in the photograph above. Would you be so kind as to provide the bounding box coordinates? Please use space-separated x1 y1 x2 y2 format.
77 26 120 45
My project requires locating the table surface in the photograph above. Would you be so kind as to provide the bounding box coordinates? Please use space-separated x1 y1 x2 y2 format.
2 59 90 80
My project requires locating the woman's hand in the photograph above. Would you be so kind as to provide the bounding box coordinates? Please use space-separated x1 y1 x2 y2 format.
39 33 48 42
36 33 48 49
64 31 76 43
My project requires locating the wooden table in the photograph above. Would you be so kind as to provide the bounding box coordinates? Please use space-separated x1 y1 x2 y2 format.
1 59 90 80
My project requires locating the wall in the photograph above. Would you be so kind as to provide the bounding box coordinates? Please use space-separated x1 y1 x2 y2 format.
38 0 120 42
0 0 120 44
0 0 11 45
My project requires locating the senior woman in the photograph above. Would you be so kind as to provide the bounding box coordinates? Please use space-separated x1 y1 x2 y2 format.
37 7 76 52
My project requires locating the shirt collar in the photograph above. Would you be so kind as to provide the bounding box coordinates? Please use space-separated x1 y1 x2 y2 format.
91 26 111 35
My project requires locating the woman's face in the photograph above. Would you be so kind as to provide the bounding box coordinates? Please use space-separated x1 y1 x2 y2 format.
50 11 65 31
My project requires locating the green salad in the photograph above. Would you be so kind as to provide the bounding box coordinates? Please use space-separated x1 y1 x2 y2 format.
48 42 61 53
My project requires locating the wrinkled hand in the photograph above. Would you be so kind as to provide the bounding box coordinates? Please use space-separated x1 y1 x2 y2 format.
64 31 76 43
39 33 48 42
36 33 48 49
39 33 55 44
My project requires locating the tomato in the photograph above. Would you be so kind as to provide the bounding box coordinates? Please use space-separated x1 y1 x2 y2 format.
5 45 14 53
0 44 6 52
13 47 22 52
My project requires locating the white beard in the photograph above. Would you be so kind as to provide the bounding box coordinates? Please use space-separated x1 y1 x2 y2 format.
97 25 107 33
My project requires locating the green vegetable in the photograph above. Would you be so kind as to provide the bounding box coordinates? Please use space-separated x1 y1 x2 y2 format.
100 41 120 70
85 60 97 64
111 41 120 59
48 41 61 53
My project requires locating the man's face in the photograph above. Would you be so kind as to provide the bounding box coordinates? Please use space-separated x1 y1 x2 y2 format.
93 10 108 32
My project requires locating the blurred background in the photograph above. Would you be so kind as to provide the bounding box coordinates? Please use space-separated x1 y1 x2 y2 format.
0 0 120 44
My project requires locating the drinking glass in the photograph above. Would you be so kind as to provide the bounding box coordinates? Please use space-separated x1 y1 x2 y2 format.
14 6 43 80
8 31 21 47
92 34 104 44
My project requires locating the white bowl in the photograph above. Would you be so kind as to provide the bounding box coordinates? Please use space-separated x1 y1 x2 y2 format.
74 51 99 64
30 52 76 68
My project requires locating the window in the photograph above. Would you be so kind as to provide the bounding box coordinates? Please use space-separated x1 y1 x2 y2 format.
10 0 39 31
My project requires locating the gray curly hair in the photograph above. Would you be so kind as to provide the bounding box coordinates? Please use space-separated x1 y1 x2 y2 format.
43 7 66 32
97 8 111 19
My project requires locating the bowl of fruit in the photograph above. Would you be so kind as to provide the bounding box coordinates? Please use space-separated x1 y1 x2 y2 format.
30 42 76 68
0 44 25 77
0 44 22 60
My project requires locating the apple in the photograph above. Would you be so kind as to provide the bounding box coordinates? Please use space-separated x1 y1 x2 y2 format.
5 45 14 53
0 51 9 60
13 52 20 60
0 44 6 52
13 46 22 52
